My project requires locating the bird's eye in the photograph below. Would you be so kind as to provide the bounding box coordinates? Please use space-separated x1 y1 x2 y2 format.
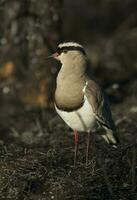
57 48 61 55
57 48 68 55
63 49 68 53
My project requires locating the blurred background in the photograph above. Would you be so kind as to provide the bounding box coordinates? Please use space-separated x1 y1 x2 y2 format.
0 0 137 112
0 0 137 199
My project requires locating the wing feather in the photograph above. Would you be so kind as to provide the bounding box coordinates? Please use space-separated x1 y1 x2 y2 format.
85 79 116 131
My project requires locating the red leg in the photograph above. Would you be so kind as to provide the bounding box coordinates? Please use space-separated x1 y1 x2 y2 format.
86 131 90 167
74 130 78 167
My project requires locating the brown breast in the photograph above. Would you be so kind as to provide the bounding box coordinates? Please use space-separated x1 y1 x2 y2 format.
55 74 85 111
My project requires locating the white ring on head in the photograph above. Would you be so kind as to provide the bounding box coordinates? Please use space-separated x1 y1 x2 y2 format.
58 42 84 49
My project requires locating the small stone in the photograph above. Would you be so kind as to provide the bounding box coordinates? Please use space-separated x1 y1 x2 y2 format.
130 106 137 113
112 83 119 89
0 37 7 45
3 86 10 94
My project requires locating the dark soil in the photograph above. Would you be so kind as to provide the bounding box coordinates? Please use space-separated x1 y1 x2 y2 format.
0 76 137 200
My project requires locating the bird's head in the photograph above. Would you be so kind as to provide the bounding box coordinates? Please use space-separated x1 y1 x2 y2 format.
48 42 87 64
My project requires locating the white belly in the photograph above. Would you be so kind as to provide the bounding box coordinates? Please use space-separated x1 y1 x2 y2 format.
55 96 96 132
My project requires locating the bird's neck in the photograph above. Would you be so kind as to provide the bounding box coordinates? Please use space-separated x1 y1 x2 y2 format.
59 55 87 80
55 61 87 110
59 64 85 81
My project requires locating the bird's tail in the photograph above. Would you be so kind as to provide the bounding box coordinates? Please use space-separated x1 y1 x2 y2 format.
102 128 119 147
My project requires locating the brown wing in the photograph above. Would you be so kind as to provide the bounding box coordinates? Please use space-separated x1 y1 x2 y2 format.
85 79 116 131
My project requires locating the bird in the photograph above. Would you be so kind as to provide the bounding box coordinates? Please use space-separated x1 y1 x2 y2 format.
48 42 119 167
